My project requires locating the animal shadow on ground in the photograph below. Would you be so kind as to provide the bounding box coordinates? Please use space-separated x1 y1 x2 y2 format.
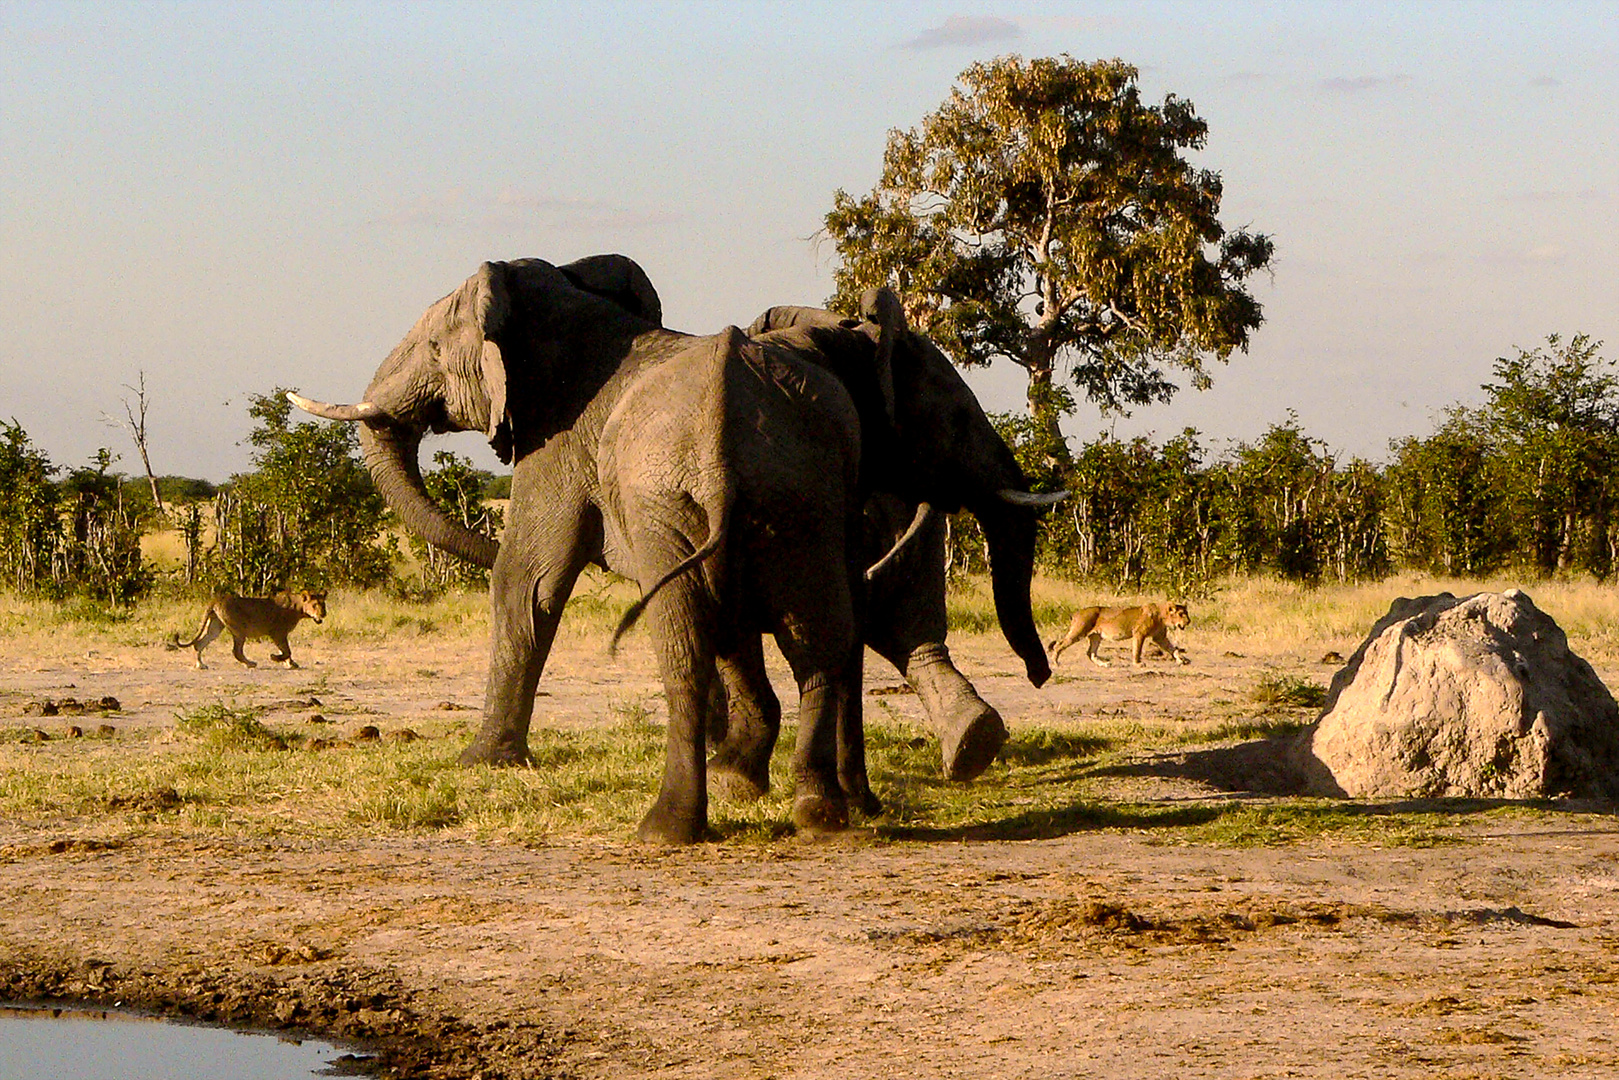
1089 734 1311 797
1086 734 1619 821
883 731 1619 845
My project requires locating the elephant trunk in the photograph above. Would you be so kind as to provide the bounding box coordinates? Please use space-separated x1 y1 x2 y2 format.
359 421 499 569
975 503 1051 688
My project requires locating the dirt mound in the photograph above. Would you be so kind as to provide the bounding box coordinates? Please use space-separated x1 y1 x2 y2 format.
1294 590 1619 798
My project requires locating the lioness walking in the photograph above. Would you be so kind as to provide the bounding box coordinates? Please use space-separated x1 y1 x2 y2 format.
167 590 327 669
1048 602 1190 667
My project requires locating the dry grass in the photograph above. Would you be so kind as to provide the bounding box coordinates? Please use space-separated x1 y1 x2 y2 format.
0 702 1504 848
968 571 1619 668
3 571 1611 848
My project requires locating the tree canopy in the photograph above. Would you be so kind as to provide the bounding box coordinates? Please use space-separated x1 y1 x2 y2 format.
825 54 1274 459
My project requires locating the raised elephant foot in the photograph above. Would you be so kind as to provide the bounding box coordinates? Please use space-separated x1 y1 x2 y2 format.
907 645 1008 782
791 793 849 835
938 703 1008 782
457 738 534 767
708 762 770 803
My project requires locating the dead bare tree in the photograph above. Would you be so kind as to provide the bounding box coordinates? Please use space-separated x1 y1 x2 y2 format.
102 372 162 511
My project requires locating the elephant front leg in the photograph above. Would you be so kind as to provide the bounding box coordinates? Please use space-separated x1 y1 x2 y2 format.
460 511 595 767
707 642 780 803
862 504 1005 783
904 643 1008 782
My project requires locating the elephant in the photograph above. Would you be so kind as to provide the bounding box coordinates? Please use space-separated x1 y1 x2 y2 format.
731 301 1062 785
700 300 1064 800
294 255 879 842
290 254 1054 842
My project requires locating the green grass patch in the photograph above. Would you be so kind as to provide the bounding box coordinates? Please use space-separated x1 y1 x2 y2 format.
176 703 293 751
1249 669 1329 710
0 713 1582 848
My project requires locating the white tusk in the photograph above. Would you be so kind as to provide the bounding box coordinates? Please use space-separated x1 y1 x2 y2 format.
865 502 933 581
997 488 1069 507
286 391 384 422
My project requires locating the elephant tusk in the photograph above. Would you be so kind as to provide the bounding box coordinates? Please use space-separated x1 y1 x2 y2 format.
865 501 933 581
286 391 385 423
997 488 1069 507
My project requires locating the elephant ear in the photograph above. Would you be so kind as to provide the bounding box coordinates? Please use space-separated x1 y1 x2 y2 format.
474 261 515 464
859 287 904 424
559 254 663 326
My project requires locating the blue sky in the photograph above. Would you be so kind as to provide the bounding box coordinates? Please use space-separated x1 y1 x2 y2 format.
2 1 1616 479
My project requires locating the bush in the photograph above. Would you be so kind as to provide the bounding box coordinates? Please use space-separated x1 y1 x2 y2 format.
207 390 392 592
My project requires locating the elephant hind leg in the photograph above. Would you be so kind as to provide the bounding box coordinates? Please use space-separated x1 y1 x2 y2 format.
637 573 719 845
771 598 857 836
707 640 780 803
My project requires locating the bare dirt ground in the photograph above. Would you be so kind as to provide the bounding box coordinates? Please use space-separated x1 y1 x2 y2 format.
5 623 1619 1078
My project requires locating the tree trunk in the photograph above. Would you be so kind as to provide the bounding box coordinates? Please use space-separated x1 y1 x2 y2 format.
1021 339 1070 469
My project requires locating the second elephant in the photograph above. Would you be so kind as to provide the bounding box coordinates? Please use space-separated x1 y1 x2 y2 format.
702 296 1060 801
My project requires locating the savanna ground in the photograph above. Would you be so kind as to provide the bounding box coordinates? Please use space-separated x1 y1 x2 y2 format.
5 565 1619 1079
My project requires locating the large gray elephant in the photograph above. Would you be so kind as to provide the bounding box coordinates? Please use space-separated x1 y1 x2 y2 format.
739 301 1058 784
295 256 878 843
290 255 1053 841
701 299 1061 801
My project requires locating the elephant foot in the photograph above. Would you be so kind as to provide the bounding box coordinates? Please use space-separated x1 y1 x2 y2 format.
907 645 1008 782
791 793 849 835
838 771 883 817
851 786 883 818
709 763 769 803
457 738 534 767
939 703 1008 782
707 740 772 802
636 800 708 845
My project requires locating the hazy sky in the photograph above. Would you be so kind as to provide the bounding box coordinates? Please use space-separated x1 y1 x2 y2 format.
3 1 1616 480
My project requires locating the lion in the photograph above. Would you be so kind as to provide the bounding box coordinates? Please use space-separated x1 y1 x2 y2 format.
1047 602 1190 668
166 590 327 669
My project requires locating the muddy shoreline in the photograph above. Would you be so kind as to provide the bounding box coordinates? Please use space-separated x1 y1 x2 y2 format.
8 821 1619 1079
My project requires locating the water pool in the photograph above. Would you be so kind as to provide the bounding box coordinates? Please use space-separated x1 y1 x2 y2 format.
0 1004 367 1079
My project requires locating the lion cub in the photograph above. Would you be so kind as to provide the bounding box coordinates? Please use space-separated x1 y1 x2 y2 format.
1048 602 1190 667
167 590 327 669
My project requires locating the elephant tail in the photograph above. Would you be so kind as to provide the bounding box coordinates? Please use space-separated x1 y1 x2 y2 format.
609 486 734 656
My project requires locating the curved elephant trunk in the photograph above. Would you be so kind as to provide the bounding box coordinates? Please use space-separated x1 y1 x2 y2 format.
975 503 1051 688
359 421 499 569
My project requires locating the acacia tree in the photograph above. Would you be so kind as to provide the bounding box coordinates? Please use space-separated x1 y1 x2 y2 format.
0 420 60 593
825 55 1273 460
